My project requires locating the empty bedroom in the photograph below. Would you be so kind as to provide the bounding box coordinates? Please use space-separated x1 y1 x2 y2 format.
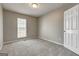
0 3 79 56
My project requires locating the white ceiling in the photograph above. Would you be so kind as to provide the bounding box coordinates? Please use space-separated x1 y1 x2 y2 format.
2 3 74 17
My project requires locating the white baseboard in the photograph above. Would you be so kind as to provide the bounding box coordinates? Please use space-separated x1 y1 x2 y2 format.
39 37 63 46
3 40 19 45
4 38 63 46
3 38 39 45
39 37 79 55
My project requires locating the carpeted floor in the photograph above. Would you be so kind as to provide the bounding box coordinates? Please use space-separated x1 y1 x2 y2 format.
0 39 78 56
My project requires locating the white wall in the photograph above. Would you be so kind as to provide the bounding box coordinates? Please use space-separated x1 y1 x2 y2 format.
0 4 3 50
38 4 76 44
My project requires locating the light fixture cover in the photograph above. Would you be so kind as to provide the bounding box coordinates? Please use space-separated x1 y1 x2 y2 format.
29 3 40 8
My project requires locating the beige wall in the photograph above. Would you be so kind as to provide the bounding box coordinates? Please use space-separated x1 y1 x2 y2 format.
38 4 76 44
0 4 3 49
3 10 38 42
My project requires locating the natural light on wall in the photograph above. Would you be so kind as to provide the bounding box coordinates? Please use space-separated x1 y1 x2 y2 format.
17 18 27 38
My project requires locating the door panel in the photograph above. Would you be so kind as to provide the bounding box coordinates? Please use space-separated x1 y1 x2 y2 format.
64 4 79 55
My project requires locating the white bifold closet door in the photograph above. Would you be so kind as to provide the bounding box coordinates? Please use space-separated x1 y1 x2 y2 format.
64 4 79 55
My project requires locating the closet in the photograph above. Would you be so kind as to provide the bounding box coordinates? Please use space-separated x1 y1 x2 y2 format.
64 4 79 55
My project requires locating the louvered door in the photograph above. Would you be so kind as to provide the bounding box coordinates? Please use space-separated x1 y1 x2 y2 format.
64 4 79 55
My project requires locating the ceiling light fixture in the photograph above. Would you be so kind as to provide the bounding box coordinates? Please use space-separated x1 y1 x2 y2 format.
29 3 40 8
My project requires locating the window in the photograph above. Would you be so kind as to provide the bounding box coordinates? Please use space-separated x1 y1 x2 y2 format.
17 18 27 38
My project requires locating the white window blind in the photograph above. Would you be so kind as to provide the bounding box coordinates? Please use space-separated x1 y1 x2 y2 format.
17 18 27 38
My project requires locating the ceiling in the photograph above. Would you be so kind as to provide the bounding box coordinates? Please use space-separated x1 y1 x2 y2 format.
2 3 75 17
